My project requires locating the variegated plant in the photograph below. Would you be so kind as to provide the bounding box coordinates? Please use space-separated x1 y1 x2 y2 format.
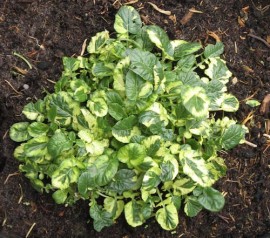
10 6 247 232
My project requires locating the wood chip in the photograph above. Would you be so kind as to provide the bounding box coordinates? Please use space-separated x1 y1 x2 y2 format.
148 2 171 15
267 35 270 44
189 8 203 13
12 65 28 75
207 31 221 42
180 9 194 25
80 39 87 56
260 94 270 115
124 0 138 5
238 16 245 27
242 65 254 73
169 14 177 24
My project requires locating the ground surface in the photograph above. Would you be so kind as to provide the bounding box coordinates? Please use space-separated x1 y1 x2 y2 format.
0 0 270 237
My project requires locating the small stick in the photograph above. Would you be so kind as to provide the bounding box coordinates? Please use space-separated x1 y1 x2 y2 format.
18 184 23 204
13 52 33 69
25 223 36 238
263 133 270 139
248 33 270 49
244 140 257 148
4 172 20 184
46 78 56 84
80 39 87 56
148 2 171 15
5 80 22 95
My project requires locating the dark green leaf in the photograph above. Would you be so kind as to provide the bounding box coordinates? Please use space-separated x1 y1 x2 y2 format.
221 124 246 150
114 6 142 35
198 187 225 212
10 122 31 142
204 42 224 58
90 203 114 232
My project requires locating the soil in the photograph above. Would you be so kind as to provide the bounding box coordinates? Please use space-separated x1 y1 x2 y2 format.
0 0 270 237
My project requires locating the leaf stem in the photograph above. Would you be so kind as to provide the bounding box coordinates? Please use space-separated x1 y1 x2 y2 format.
119 38 142 48
159 93 180 98
96 191 110 198
13 52 33 69
156 187 165 209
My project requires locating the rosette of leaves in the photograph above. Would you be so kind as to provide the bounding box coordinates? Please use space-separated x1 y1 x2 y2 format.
9 6 247 232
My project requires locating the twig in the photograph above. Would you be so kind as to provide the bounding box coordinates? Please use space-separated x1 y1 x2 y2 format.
248 33 270 49
13 52 33 69
46 78 56 84
148 2 171 15
5 80 22 95
18 184 24 204
2 211 7 226
4 172 20 184
80 39 87 56
25 223 36 238
124 0 138 4
244 140 257 148
263 133 270 139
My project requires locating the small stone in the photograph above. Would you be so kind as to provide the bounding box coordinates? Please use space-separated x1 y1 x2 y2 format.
23 84 29 90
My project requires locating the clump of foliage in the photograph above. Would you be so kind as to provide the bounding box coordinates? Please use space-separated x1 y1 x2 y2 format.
10 6 247 231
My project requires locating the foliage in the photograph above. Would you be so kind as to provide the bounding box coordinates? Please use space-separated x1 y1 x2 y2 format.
9 6 247 232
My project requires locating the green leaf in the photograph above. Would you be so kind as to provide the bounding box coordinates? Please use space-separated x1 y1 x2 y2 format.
52 190 68 204
246 99 261 107
160 154 179 182
22 100 45 121
114 6 142 35
112 115 140 143
205 58 232 83
126 48 157 82
221 124 246 150
47 130 73 157
197 187 225 212
46 92 78 126
78 155 118 195
204 42 224 58
124 200 146 227
90 203 114 232
142 167 161 191
221 94 239 112
70 79 90 102
24 136 49 157
107 169 137 193
63 57 80 72
181 86 210 118
92 62 113 78
173 40 202 59
125 70 144 101
173 178 196 196
52 161 80 190
156 204 179 231
146 25 174 59
177 54 196 72
184 196 202 217
87 97 108 117
27 122 49 137
117 143 146 168
77 166 98 196
10 122 31 142
88 30 109 53
104 197 124 220
180 146 215 187
108 103 127 120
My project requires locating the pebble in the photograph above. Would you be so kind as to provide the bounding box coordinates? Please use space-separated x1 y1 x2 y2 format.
23 84 29 90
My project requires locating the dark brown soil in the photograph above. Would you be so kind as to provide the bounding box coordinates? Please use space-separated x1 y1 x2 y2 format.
0 0 270 237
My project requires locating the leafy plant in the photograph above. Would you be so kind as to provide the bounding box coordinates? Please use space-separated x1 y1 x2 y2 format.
10 6 247 231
